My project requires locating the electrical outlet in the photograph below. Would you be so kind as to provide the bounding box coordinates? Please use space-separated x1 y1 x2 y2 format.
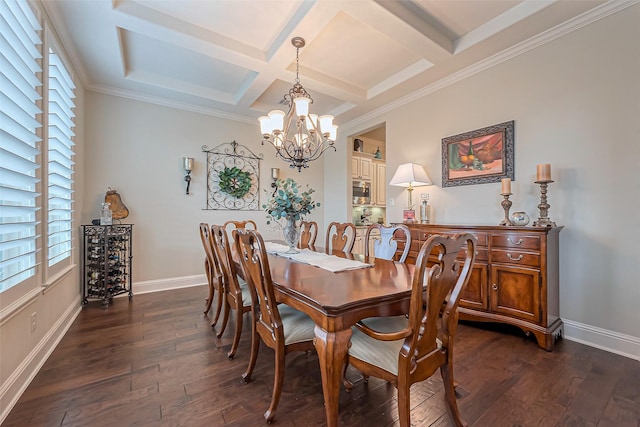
420 193 429 200
31 312 37 332
389 198 394 207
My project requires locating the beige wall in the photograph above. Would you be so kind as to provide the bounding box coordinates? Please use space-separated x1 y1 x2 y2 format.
83 92 326 284
335 5 640 354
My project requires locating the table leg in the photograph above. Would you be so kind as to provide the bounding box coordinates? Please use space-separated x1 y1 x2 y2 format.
313 325 352 427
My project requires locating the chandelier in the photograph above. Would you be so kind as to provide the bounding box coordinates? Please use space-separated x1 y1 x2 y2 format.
259 37 337 172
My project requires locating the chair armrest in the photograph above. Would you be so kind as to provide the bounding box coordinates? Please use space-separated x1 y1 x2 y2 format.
354 320 412 341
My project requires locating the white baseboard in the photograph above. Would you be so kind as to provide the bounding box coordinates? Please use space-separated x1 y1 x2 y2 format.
132 274 207 295
0 296 82 424
563 319 640 361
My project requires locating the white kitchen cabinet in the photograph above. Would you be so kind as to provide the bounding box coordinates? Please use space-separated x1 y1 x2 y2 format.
352 154 373 180
372 161 386 206
353 227 380 256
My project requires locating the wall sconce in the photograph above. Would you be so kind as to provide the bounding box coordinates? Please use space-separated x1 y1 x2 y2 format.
271 167 280 195
183 157 194 195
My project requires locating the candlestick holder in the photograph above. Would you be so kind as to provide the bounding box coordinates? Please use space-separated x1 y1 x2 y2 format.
499 193 513 226
533 180 556 227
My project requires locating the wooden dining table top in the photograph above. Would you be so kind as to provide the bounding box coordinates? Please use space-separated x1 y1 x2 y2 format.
267 247 415 319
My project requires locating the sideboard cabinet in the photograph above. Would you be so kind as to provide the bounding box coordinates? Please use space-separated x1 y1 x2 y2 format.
396 224 563 350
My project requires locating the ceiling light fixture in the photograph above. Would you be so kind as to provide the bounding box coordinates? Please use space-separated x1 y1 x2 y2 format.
258 37 337 172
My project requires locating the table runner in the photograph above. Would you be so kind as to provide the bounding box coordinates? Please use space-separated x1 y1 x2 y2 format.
264 241 372 273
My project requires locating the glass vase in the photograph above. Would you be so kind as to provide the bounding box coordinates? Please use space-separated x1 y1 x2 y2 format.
283 214 300 254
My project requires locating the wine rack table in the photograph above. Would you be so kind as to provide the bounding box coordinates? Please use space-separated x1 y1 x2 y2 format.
81 224 133 306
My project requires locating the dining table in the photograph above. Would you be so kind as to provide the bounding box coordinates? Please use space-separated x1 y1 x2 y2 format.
264 245 415 427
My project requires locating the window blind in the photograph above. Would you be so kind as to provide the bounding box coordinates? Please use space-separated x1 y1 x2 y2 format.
47 48 75 267
0 0 42 292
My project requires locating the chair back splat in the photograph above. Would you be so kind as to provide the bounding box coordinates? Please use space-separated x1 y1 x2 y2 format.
233 229 316 423
347 233 477 427
299 220 318 249
223 219 257 232
325 221 356 253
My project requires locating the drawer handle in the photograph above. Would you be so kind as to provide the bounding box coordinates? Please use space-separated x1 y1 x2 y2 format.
492 283 498 291
507 238 524 245
506 253 524 261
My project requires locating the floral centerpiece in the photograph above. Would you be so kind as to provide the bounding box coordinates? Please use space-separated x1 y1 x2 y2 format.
263 178 320 253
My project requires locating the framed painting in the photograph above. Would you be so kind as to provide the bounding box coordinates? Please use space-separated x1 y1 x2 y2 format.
441 120 514 187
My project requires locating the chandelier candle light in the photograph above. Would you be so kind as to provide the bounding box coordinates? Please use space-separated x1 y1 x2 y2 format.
259 37 338 172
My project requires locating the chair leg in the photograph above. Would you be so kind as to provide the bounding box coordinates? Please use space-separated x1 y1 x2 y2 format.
216 299 230 338
227 304 243 359
211 280 224 326
264 347 286 423
397 377 411 427
203 263 214 314
440 363 467 427
242 311 260 383
342 359 353 391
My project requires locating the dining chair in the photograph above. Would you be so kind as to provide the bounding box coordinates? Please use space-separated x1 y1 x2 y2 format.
198 223 223 325
346 233 477 427
325 221 356 253
233 228 317 423
210 225 253 359
364 223 412 262
298 220 318 248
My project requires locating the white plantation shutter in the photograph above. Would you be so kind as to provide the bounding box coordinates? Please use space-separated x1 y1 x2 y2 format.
47 48 75 267
0 0 43 292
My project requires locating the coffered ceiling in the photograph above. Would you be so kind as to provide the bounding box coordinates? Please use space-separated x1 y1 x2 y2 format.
44 0 623 127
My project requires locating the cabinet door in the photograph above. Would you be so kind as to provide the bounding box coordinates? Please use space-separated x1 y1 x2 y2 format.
374 163 386 206
490 265 540 323
352 157 360 179
459 263 488 310
353 229 364 255
359 157 372 180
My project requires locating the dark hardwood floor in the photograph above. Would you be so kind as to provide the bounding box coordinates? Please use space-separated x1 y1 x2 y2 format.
4 285 639 426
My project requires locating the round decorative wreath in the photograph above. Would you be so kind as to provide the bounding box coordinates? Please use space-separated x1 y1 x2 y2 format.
218 166 252 198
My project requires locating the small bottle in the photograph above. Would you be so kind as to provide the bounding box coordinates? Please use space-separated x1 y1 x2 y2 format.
420 200 430 224
374 147 381 159
100 202 112 225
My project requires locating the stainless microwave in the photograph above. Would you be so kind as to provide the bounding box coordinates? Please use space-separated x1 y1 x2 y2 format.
352 180 371 205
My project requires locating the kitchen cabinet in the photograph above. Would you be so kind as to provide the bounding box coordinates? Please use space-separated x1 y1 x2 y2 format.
352 154 372 180
353 227 380 256
372 160 386 206
395 223 563 350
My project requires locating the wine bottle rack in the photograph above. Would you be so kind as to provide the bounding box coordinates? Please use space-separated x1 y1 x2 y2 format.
81 224 133 306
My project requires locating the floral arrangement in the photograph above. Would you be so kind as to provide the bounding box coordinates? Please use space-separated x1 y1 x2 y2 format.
263 178 320 223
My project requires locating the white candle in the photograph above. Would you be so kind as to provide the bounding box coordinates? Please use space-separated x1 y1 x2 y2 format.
501 178 511 194
271 168 280 180
536 164 551 181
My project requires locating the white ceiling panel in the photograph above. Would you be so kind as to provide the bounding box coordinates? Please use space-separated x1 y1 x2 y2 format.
45 0 619 126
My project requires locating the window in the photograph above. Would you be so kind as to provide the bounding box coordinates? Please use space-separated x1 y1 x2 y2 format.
0 0 43 293
47 48 75 268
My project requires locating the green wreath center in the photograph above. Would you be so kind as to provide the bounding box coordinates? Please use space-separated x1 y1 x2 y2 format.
219 166 252 198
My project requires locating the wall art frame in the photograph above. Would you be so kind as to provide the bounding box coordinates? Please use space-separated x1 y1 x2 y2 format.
441 120 514 187
202 141 263 210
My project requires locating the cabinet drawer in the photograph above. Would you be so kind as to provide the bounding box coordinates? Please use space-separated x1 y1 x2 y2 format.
463 247 488 262
491 249 540 267
491 234 540 250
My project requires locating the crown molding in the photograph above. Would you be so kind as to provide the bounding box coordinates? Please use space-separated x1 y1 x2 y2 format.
342 0 639 133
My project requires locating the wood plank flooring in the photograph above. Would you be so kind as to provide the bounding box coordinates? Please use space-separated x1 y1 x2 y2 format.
4 285 639 426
